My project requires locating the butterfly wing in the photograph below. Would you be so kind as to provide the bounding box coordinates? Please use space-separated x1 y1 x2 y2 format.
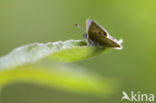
86 19 121 48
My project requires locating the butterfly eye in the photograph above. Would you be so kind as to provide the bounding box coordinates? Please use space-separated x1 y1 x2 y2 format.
83 34 88 39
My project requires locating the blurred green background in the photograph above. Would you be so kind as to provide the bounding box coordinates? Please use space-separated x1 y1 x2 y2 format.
0 0 156 103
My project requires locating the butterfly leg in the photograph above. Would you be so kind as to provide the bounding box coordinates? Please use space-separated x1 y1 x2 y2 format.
88 39 99 46
83 33 99 46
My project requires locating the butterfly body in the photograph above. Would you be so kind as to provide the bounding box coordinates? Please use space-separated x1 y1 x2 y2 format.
84 19 122 49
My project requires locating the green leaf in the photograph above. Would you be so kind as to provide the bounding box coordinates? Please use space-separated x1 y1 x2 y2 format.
0 40 107 70
0 39 120 97
0 62 116 97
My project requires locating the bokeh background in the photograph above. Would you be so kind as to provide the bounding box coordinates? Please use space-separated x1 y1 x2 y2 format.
0 0 156 103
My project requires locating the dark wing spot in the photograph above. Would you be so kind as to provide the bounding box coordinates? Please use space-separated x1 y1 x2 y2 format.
103 31 107 36
98 31 107 36
98 32 102 35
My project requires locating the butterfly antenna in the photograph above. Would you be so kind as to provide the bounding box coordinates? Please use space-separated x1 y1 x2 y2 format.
75 24 85 32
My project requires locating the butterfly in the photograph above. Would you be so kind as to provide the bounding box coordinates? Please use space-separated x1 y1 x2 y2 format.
83 19 123 49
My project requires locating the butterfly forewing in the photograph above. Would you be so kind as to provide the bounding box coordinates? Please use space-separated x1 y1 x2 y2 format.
86 19 121 48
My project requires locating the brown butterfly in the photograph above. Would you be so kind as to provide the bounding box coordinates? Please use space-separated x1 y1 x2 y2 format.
84 19 122 49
